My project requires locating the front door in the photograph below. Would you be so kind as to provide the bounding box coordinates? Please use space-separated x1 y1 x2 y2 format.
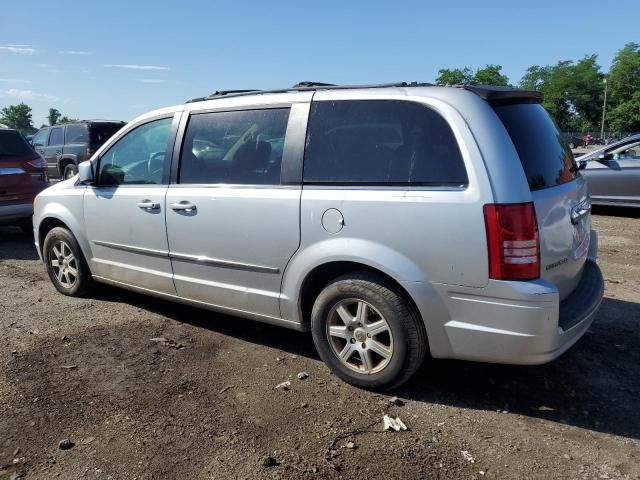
83 115 178 294
42 126 64 178
165 105 307 318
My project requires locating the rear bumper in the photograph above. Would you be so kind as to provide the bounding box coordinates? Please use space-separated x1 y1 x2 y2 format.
0 200 33 224
426 231 604 365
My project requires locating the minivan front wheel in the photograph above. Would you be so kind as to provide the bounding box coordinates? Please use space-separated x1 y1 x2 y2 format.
43 227 93 296
311 272 427 390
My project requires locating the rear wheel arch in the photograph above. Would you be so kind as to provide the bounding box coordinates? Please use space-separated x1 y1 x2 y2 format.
57 156 77 176
298 261 424 332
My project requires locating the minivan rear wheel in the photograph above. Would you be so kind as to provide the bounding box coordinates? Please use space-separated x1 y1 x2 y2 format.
311 272 427 390
43 227 94 296
63 163 78 180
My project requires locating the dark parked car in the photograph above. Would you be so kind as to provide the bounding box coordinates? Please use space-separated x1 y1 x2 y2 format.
577 133 640 208
0 128 49 233
31 120 124 179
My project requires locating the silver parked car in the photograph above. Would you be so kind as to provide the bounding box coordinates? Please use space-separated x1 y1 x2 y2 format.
33 82 604 390
576 134 640 208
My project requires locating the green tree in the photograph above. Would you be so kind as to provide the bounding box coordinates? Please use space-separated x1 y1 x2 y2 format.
435 67 473 85
520 65 552 90
473 64 509 86
0 103 34 133
58 116 78 124
608 90 640 133
608 42 640 105
607 43 640 133
48 108 61 126
519 57 604 132
436 65 509 86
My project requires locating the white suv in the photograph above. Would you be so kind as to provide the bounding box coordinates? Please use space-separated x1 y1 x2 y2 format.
33 82 604 390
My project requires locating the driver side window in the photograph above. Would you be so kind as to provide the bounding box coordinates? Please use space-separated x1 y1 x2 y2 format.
98 117 172 186
612 141 640 161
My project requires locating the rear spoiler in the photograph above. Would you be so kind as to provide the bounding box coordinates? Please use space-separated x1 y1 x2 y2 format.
463 85 544 106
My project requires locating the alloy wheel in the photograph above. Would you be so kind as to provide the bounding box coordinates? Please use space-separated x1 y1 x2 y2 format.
50 240 78 288
326 298 394 374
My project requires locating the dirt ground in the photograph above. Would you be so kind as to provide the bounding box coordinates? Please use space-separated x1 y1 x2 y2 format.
1 208 639 480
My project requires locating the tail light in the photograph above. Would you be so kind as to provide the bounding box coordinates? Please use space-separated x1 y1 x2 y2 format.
28 156 47 169
483 202 540 281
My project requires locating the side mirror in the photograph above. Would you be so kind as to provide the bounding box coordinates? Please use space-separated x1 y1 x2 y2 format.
78 160 95 185
578 160 587 170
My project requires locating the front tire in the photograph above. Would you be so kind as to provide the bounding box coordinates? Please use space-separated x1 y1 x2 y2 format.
311 272 427 390
43 227 94 296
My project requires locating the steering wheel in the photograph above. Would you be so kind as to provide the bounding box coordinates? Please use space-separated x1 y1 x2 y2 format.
147 151 165 180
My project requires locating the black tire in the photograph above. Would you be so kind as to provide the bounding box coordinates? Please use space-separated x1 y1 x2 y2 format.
63 163 78 180
43 227 94 296
311 272 427 390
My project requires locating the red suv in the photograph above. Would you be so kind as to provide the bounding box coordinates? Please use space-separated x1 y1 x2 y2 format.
0 128 49 235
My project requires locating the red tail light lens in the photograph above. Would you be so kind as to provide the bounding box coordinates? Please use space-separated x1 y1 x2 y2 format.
483 202 540 281
28 156 47 169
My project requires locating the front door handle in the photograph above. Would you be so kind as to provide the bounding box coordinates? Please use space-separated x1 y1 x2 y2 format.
170 201 197 213
138 200 160 211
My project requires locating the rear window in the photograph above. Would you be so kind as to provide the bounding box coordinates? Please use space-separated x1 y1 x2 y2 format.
90 123 123 148
0 130 33 158
303 100 468 186
494 104 577 191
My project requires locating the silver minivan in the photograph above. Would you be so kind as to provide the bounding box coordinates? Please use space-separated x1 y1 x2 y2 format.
33 82 604 390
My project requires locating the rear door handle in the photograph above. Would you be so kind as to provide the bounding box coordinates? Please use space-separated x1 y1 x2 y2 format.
170 201 197 212
138 200 160 211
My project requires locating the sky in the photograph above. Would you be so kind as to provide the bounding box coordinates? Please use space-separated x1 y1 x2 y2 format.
1 0 638 127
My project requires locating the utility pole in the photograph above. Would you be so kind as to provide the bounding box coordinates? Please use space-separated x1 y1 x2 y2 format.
600 78 608 140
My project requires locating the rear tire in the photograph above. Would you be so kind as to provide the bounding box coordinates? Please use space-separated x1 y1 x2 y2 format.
43 227 94 296
63 163 78 180
311 272 427 390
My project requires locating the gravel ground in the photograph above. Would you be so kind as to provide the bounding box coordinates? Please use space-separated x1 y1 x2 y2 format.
1 209 639 480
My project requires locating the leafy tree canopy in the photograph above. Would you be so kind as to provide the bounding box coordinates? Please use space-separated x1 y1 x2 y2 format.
0 103 35 133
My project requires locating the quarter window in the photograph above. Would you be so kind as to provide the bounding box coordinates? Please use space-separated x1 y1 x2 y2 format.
179 108 290 185
65 124 88 144
98 117 172 186
303 100 468 186
48 127 64 146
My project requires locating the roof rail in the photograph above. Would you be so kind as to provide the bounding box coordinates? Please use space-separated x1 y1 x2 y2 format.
185 81 438 103
292 81 337 88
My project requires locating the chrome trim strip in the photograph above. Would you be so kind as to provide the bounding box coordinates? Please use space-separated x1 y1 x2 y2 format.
169 252 280 274
92 240 168 258
92 240 279 273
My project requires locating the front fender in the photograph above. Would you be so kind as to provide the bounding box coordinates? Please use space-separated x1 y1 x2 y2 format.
35 188 91 263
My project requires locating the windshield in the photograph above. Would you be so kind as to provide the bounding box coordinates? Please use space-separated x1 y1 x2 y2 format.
494 104 578 191
0 130 34 158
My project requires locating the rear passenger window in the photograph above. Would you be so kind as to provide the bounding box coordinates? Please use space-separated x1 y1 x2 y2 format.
49 127 64 146
65 124 88 144
179 108 290 185
303 100 467 186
